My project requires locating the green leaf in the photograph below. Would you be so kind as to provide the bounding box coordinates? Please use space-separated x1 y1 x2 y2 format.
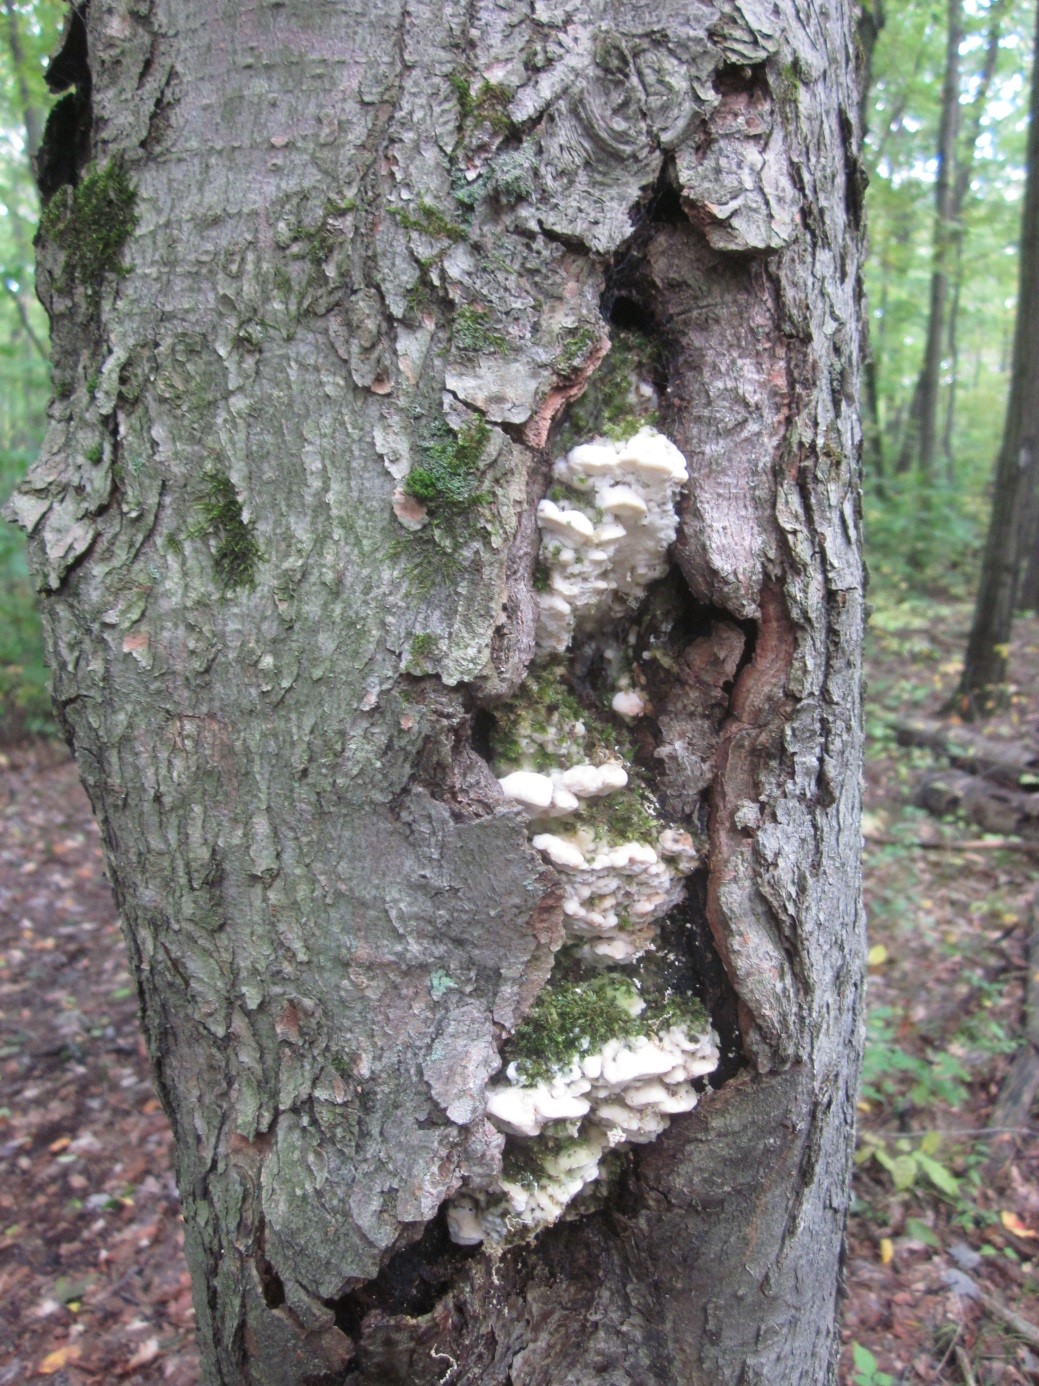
852 1342 876 1370
905 1217 940 1248
915 1152 959 1197
889 1154 919 1191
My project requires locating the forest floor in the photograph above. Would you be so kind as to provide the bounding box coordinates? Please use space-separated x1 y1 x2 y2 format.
0 596 1037 1384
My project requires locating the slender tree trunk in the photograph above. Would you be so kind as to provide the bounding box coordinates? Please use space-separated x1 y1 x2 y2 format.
2 0 43 158
859 0 886 484
8 2 866 1382
941 0 1008 476
958 0 1039 713
899 0 963 477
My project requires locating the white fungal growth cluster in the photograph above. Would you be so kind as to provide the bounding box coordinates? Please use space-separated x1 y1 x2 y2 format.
448 981 720 1246
446 420 720 1248
536 427 689 655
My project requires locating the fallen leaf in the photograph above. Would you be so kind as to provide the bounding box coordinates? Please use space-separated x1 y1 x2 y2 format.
868 944 888 967
47 1136 70 1154
1001 1210 1038 1239
120 1336 160 1372
38 1343 82 1374
880 1237 894 1264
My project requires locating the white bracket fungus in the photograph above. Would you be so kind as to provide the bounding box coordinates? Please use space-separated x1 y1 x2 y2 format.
448 423 719 1246
535 427 688 655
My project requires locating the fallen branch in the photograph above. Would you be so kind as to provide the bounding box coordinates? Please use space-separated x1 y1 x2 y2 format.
976 1286 1039 1350
953 1344 978 1386
863 831 1039 856
894 716 1039 789
914 770 1039 841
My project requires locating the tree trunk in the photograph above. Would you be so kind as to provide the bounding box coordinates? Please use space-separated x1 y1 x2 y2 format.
959 0 1039 714
858 0 885 484
8 2 866 1383
897 0 963 478
940 0 1009 477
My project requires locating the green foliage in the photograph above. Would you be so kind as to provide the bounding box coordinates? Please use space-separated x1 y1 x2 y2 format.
861 1004 971 1109
862 0 1034 590
857 1129 960 1199
851 1343 895 1386
865 475 987 599
189 473 263 592
40 160 138 304
404 416 490 509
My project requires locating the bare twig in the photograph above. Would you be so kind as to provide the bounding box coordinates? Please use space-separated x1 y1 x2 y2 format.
976 1286 1039 1350
953 1343 978 1386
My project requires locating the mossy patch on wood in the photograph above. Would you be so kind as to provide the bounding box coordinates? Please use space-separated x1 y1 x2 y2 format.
40 160 138 307
189 472 263 593
389 200 465 243
453 305 507 353
404 416 491 510
557 328 663 449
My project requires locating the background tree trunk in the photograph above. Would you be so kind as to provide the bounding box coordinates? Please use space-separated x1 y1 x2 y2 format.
958 0 1039 714
896 0 962 478
940 0 1008 476
8 1 866 1382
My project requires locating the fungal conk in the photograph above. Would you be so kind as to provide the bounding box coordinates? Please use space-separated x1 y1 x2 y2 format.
448 424 720 1246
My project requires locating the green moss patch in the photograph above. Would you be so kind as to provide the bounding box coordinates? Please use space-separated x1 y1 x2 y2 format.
557 327 663 449
450 73 514 135
506 973 709 1083
404 417 490 510
453 305 507 353
41 161 138 305
389 199 464 242
189 472 263 593
555 326 597 377
506 974 644 1082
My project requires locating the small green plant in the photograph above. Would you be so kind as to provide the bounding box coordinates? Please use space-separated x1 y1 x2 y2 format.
404 416 490 510
40 160 138 305
851 1343 894 1386
189 472 263 592
856 1130 960 1198
860 1005 971 1109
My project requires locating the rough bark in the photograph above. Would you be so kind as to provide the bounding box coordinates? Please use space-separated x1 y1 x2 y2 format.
8 1 865 1383
959 0 1039 713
